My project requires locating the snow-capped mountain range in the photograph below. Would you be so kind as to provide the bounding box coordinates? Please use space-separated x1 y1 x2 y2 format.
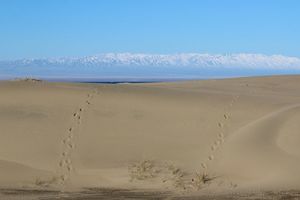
1 53 300 80
2 53 300 69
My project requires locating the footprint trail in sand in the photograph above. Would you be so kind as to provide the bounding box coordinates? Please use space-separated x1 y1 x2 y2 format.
200 83 257 175
200 94 240 172
57 88 98 189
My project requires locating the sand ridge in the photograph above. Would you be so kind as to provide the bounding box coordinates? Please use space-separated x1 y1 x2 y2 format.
217 103 300 188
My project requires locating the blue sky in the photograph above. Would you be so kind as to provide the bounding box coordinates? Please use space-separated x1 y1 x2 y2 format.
0 0 300 60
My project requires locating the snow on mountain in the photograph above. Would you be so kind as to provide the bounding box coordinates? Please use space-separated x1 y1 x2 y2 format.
1 53 300 69
1 53 300 79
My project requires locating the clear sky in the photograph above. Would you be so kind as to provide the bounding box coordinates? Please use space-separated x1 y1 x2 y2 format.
0 0 300 60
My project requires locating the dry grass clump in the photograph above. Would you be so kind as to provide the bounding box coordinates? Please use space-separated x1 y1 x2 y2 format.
190 172 216 190
35 176 60 188
128 160 160 181
165 164 188 189
128 160 218 191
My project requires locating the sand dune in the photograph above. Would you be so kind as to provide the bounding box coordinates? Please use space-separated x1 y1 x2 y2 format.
1 75 300 198
217 104 300 189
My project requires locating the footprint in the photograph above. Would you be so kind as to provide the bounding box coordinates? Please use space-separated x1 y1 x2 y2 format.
60 175 67 182
218 138 224 144
214 140 221 146
211 145 217 151
59 160 65 167
62 152 67 157
218 132 224 138
224 114 229 119
208 155 214 161
65 159 71 165
201 163 207 169
67 165 72 172
218 122 224 128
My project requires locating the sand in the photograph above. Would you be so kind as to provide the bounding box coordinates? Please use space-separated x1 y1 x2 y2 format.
0 75 300 199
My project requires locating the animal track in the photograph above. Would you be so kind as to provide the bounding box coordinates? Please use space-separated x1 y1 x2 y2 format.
56 88 98 189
